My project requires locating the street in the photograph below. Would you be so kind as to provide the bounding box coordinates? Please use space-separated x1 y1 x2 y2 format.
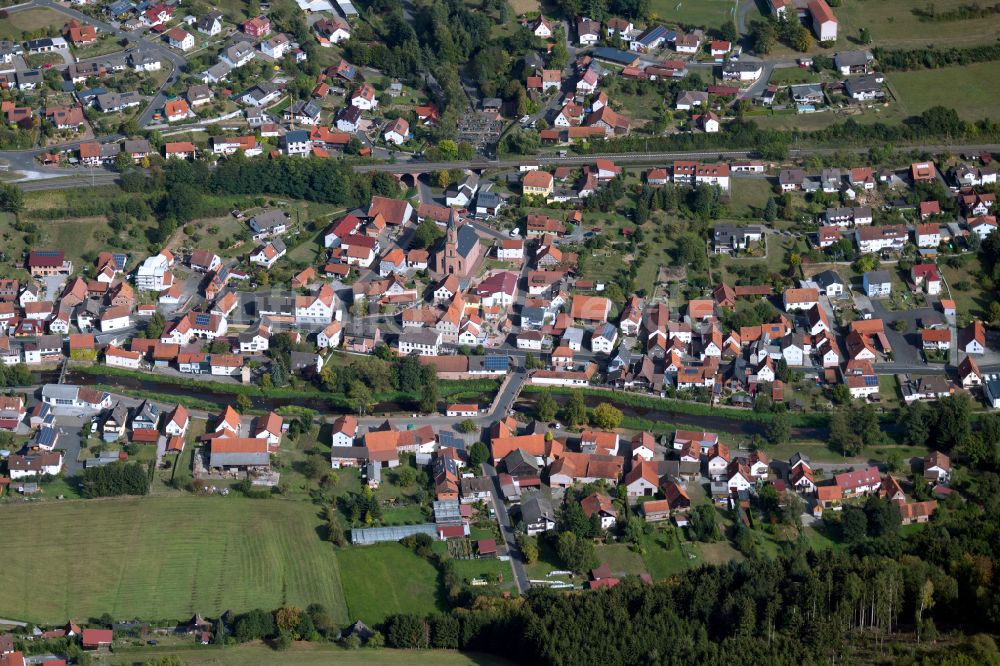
482 461 529 593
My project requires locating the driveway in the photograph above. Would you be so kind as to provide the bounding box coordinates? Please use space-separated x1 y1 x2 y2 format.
482 462 529 593
53 413 88 476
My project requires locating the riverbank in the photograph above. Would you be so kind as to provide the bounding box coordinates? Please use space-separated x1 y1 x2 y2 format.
520 385 832 428
70 365 500 415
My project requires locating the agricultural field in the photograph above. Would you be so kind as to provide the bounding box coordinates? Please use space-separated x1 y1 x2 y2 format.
108 643 513 666
649 0 735 29
0 496 349 625
890 61 1000 122
838 0 1000 48
337 543 444 624
0 7 65 41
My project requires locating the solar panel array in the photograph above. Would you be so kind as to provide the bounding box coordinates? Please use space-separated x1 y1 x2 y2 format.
484 355 509 370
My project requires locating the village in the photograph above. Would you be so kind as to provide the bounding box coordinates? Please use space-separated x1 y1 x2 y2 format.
0 0 1000 659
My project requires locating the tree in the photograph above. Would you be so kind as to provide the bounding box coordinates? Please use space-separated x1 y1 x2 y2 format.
792 25 813 51
854 253 880 273
456 419 478 433
590 403 623 429
898 400 932 447
859 27 872 44
555 531 598 573
562 391 587 426
763 196 777 222
720 20 738 43
419 379 439 413
765 411 791 445
236 394 252 413
0 183 25 214
536 392 557 422
932 394 973 451
468 441 490 467
383 614 427 648
412 219 444 249
830 383 852 405
751 20 777 54
349 380 374 415
275 607 302 635
689 504 719 542
518 534 539 563
841 506 868 544
144 311 166 339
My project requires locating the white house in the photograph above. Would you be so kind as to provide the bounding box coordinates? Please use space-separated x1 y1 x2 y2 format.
100 306 132 332
8 452 63 479
105 345 142 369
135 252 172 291
294 284 336 325
165 405 190 437
317 321 343 349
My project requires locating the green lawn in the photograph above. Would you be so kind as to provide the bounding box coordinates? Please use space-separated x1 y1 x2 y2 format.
109 643 512 665
0 7 66 40
940 259 990 322
768 68 821 85
890 61 1000 122
338 544 444 623
649 0 736 29
0 496 349 625
727 178 773 218
838 0 1000 48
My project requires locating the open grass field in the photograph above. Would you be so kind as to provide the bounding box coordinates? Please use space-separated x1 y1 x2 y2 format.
890 62 1000 122
337 544 444 624
109 643 512 665
727 178 773 217
767 68 821 85
838 0 1000 48
0 496 349 625
649 0 735 29
0 7 66 40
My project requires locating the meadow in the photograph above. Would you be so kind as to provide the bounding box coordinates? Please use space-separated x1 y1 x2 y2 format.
337 543 444 623
890 61 1000 122
108 643 512 665
838 0 1000 48
0 496 349 625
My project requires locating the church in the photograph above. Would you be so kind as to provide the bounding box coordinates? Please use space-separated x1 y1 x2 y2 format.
435 212 482 278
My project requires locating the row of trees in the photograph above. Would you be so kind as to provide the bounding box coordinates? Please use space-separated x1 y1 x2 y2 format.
577 107 1000 156
79 462 150 498
873 44 1000 71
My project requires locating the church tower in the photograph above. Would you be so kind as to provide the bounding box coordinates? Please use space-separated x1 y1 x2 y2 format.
442 211 462 275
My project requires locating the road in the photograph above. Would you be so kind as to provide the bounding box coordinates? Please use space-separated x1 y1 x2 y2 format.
482 461 529 593
349 144 1000 174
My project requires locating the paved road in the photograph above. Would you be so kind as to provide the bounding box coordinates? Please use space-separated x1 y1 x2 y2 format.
350 144 1000 174
482 461 529 593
